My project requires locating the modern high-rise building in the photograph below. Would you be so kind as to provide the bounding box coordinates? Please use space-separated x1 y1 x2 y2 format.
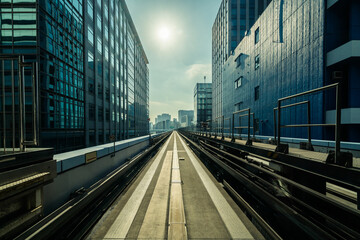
0 0 149 153
178 110 194 127
194 83 212 126
221 0 360 142
212 0 272 121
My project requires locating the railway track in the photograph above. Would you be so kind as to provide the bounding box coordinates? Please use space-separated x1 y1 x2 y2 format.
11 130 360 239
13 132 171 240
178 131 360 240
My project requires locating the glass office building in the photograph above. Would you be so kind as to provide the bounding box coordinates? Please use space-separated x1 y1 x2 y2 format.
221 0 360 142
0 0 149 153
194 83 212 126
212 0 271 121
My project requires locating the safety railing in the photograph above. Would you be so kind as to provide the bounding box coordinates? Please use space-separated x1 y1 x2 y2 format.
207 119 212 137
1 56 39 154
214 117 222 139
222 117 231 140
273 100 314 150
231 108 254 145
275 83 345 164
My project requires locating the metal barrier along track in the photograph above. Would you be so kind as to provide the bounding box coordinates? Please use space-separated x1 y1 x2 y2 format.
14 132 171 240
178 131 360 240
1 56 39 153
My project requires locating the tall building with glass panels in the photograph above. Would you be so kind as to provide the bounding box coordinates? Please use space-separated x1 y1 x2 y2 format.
0 0 149 153
194 83 212 126
212 0 271 121
221 0 360 142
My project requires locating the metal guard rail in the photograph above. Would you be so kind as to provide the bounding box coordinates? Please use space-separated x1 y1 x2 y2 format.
275 83 349 166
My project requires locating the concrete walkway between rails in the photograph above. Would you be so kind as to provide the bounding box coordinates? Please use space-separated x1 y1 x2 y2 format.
87 131 264 240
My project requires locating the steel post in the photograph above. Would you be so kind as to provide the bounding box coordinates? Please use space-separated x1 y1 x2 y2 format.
273 108 277 142
335 85 341 164
231 114 235 142
221 115 224 140
248 109 250 141
277 100 281 146
19 57 25 151
307 101 311 144
2 60 5 154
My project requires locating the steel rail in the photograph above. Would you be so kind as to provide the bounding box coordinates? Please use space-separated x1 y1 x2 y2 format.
179 132 335 239
179 131 360 239
198 140 360 238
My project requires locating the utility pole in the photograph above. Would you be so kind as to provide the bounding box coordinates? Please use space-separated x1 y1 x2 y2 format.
204 76 206 83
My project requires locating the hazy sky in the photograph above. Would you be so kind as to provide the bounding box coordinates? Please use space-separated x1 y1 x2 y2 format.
126 0 221 122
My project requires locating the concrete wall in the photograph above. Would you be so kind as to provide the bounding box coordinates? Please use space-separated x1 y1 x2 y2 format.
223 0 326 139
43 137 150 215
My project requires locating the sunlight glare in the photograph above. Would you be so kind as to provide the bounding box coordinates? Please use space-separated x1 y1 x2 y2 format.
158 26 171 42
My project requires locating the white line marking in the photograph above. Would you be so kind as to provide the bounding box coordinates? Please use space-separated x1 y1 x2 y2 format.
104 133 172 239
168 133 188 240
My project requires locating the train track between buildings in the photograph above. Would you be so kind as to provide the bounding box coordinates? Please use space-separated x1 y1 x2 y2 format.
178 131 360 240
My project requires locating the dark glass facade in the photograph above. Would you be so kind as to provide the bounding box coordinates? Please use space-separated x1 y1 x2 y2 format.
194 83 212 126
0 0 149 153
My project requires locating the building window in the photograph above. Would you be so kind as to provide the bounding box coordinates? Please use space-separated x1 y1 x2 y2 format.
89 103 95 120
104 25 109 41
97 37 102 54
255 27 259 44
97 13 102 30
255 86 260 101
88 51 94 69
104 4 108 19
98 84 103 99
88 27 94 45
234 76 242 89
105 88 110 102
235 54 241 67
87 1 93 19
255 54 260 70
98 108 103 121
106 109 110 121
104 46 109 61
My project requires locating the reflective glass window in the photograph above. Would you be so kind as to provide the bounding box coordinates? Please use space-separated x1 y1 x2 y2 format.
110 15 114 29
104 25 108 41
110 34 114 48
88 51 94 69
97 37 102 54
255 27 259 44
13 29 36 45
1 13 12 28
88 27 94 45
0 30 12 45
104 4 108 19
105 46 109 61
87 1 93 19
254 86 260 100
255 54 260 70
96 13 102 30
13 12 36 29
111 53 114 66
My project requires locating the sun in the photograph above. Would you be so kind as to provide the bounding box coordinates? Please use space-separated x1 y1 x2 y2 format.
157 26 171 42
